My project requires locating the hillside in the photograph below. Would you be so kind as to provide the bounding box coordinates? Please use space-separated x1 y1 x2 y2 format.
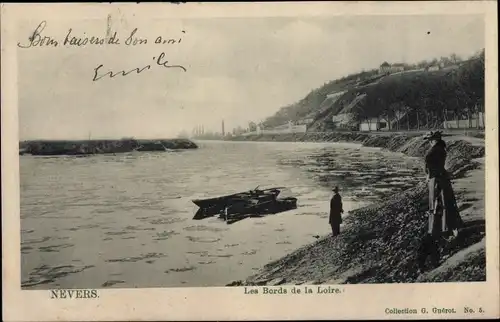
261 69 380 128
262 52 485 132
308 68 456 131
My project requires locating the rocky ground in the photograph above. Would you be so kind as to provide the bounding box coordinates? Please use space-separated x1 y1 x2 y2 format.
227 133 486 285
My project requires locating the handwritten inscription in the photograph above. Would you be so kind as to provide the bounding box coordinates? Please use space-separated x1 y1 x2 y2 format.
92 52 187 81
18 20 189 82
18 21 59 48
64 29 120 46
17 21 185 48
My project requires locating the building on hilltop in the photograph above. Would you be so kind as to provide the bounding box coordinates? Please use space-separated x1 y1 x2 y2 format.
272 121 294 131
443 115 485 129
379 61 390 72
359 118 387 131
426 65 440 72
425 62 445 72
241 120 307 136
331 113 355 129
358 104 412 131
296 118 314 126
379 62 405 75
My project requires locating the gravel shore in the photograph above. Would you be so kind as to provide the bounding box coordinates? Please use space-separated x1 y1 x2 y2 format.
227 133 485 285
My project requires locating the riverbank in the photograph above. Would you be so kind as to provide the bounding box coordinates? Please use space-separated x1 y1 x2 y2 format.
228 132 486 285
19 138 198 156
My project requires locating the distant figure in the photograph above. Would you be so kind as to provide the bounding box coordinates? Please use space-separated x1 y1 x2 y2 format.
329 186 344 237
417 131 464 272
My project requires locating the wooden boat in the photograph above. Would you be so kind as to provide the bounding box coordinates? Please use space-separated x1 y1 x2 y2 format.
222 197 298 224
192 187 282 211
192 185 297 222
225 197 297 216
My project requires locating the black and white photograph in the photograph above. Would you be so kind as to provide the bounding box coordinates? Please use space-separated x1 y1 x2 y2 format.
2 2 499 321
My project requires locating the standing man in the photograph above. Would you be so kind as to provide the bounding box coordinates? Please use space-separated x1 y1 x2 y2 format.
329 186 344 237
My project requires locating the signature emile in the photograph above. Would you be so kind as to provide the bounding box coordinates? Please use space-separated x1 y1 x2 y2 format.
92 52 187 81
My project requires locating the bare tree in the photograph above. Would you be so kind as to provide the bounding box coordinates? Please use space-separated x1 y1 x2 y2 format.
248 122 257 132
390 102 405 131
405 105 412 130
415 109 421 130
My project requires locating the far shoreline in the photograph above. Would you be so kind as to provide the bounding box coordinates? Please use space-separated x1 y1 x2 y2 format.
19 138 198 156
201 129 484 146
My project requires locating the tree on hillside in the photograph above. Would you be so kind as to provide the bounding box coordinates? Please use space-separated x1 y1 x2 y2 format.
417 60 429 69
401 77 425 130
248 122 257 132
439 56 452 67
390 102 406 130
420 96 431 129
351 95 376 129
435 76 454 127
450 53 462 64
451 54 485 128
471 48 485 61
403 104 412 130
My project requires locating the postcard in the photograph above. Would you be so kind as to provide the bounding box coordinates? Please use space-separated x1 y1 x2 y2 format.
1 1 499 321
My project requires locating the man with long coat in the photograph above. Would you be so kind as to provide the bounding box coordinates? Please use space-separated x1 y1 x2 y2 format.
329 186 344 236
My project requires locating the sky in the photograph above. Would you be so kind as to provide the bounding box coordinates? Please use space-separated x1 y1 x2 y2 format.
17 14 484 140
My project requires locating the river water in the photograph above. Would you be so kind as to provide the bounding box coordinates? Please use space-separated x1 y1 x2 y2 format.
20 140 423 289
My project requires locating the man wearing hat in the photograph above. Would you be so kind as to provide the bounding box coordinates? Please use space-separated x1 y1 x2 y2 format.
417 131 463 272
329 186 344 237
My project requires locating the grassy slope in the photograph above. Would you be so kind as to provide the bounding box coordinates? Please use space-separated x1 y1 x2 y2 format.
228 135 485 285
